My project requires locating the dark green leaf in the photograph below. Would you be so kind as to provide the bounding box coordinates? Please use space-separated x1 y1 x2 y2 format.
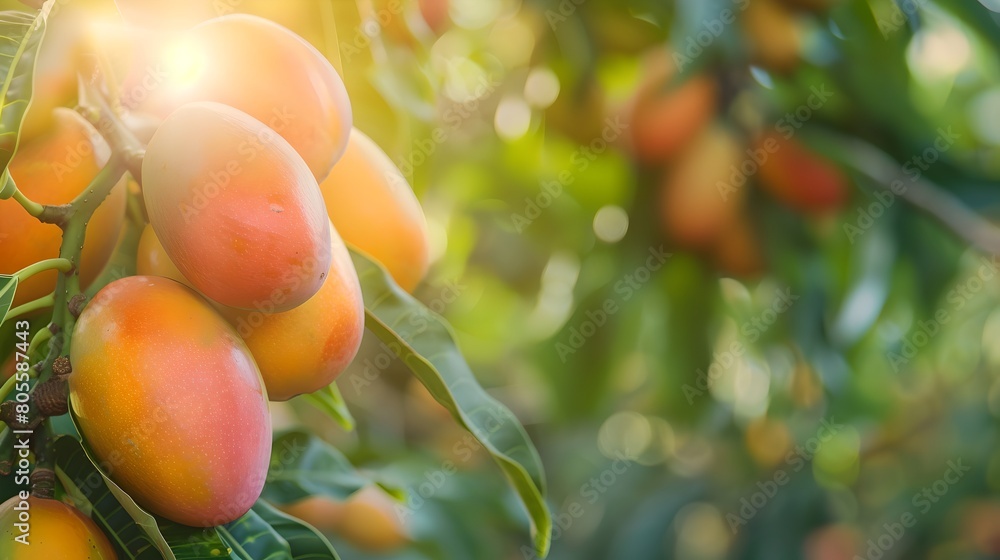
351 250 552 557
262 430 368 505
253 500 341 560
218 506 291 560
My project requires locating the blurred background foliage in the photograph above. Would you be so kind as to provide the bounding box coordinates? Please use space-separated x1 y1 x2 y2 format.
9 0 1000 558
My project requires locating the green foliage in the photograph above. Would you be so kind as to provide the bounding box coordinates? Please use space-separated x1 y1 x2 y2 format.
353 249 553 557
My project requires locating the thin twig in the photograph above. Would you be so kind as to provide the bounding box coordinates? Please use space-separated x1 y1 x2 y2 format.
832 134 1000 255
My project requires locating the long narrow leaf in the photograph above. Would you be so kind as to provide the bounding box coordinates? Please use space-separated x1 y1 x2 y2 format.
351 250 552 557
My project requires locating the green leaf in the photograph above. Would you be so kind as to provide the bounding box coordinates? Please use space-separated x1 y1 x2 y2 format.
53 436 164 560
252 501 341 560
218 507 291 560
302 383 355 431
0 3 53 173
350 250 552 557
63 413 238 559
0 274 16 326
262 430 368 505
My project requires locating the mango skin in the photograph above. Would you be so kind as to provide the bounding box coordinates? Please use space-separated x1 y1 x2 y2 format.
0 495 117 559
142 101 332 312
222 226 364 401
660 124 745 248
135 13 352 180
756 132 849 213
69 276 271 527
628 51 718 165
0 108 125 306
319 129 430 293
135 224 188 287
138 223 365 401
281 488 408 553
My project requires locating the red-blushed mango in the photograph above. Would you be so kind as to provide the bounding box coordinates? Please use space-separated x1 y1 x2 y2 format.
222 224 364 401
805 524 861 560
136 223 363 400
0 108 125 306
743 0 802 72
660 124 745 248
628 51 718 164
134 14 352 180
419 0 451 33
755 132 849 213
142 101 332 312
69 276 271 527
0 495 117 559
319 129 430 292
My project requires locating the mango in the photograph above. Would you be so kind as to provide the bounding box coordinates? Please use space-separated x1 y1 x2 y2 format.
137 223 363 401
282 488 408 553
755 132 848 213
743 0 802 72
628 51 718 164
135 14 352 180
0 495 117 559
142 101 332 312
319 129 429 293
660 124 745 248
0 109 125 306
69 276 271 527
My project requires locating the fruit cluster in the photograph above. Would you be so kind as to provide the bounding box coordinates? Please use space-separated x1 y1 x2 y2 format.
624 0 850 278
0 11 431 555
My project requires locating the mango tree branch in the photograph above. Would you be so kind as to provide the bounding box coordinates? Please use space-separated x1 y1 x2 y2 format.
77 83 146 186
10 187 43 217
829 133 1000 255
15 258 73 282
5 294 53 319
36 158 127 381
